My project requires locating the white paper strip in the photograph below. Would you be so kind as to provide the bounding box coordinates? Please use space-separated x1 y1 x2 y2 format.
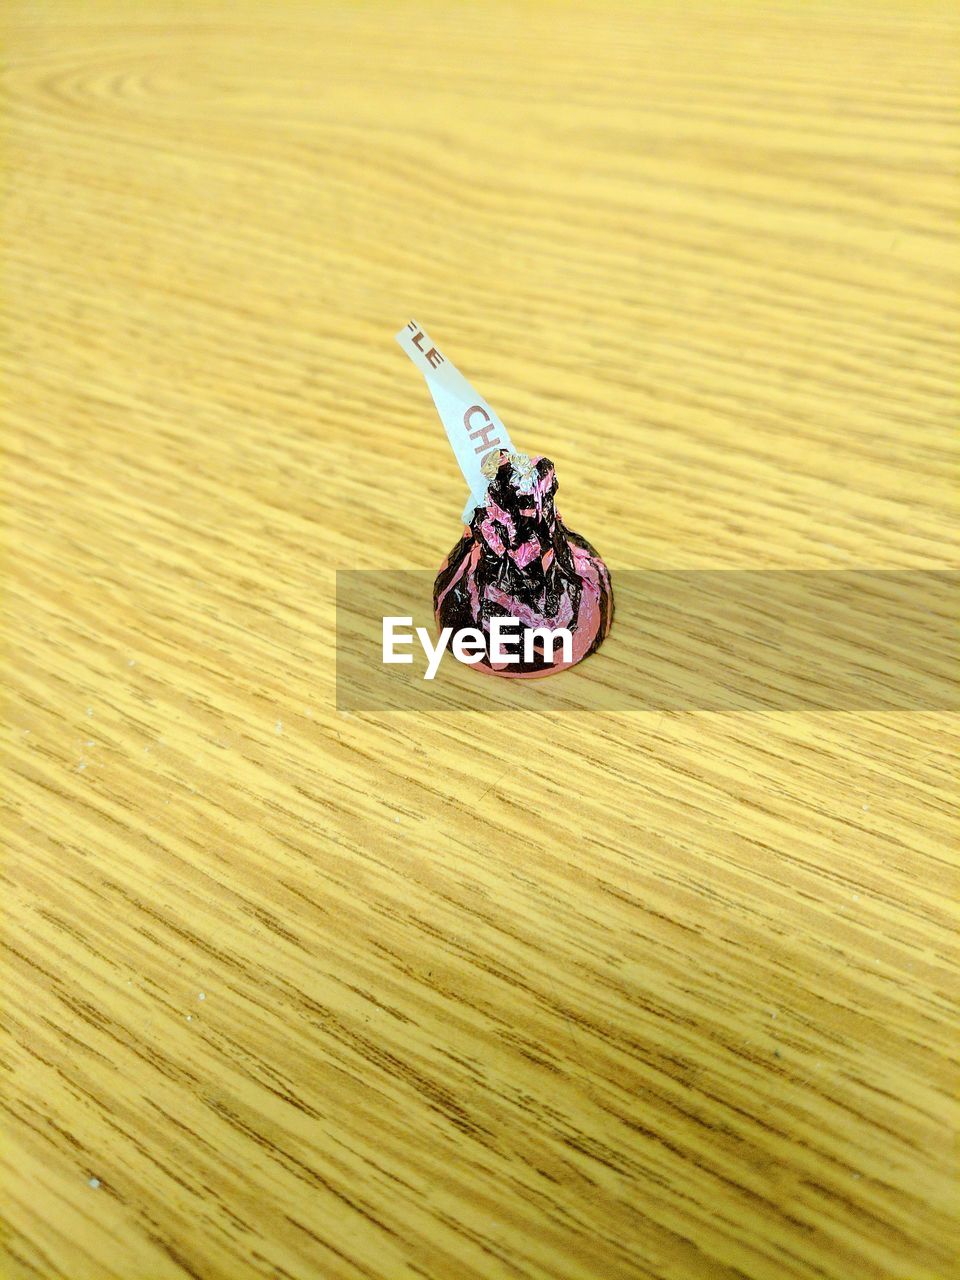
395 320 515 521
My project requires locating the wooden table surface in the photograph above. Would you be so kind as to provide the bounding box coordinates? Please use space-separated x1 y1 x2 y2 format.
2 3 957 1278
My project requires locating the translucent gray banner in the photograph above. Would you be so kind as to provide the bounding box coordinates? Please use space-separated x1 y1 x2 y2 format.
335 571 957 713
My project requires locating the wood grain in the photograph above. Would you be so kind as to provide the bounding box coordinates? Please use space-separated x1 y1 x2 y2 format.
1 2 957 1278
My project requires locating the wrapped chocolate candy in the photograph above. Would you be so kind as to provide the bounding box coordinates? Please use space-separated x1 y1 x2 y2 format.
434 451 613 677
395 320 613 678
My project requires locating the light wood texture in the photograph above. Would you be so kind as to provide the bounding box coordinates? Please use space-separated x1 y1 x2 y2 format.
2 2 957 1278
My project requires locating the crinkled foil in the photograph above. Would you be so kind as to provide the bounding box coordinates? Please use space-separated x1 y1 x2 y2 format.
434 452 614 678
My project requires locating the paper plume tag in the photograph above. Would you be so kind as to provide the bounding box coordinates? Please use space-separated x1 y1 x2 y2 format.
395 319 516 521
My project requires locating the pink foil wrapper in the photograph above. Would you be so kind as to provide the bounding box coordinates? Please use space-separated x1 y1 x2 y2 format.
434 453 614 678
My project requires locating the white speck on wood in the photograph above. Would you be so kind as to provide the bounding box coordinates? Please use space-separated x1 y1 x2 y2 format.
88 1177 100 1189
